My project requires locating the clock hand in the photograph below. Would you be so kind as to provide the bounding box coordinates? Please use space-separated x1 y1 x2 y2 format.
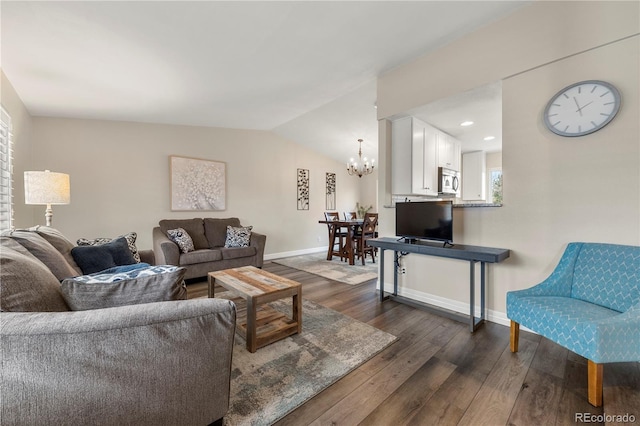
577 101 594 112
573 97 583 116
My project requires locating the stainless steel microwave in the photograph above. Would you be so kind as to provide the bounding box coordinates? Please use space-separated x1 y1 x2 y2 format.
438 167 460 195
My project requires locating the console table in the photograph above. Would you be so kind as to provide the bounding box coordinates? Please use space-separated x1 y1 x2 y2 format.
366 237 510 332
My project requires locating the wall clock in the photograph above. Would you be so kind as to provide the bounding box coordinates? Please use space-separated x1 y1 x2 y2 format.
543 80 621 137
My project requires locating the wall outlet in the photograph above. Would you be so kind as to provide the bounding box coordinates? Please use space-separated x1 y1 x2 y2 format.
317 236 322 242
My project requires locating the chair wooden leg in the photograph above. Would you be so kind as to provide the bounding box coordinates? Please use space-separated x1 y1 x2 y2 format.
326 227 335 261
588 360 603 407
510 320 519 353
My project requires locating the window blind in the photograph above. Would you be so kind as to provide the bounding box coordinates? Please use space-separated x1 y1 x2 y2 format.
0 107 14 231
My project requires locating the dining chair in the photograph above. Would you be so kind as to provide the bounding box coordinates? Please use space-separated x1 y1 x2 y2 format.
353 212 378 265
343 211 357 221
324 212 345 261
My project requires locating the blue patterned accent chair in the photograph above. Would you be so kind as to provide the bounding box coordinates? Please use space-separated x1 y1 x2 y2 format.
507 242 640 407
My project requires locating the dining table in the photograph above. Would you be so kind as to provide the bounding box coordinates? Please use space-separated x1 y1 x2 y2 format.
318 219 363 265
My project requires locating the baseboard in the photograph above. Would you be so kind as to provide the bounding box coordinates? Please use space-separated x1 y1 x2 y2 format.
264 247 325 261
266 254 535 333
376 281 535 332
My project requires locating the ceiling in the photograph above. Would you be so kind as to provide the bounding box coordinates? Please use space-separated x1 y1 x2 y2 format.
1 1 527 163
405 81 503 153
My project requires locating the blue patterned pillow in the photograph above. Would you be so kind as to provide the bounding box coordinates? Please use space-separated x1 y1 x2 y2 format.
71 265 180 284
167 228 195 253
224 225 253 248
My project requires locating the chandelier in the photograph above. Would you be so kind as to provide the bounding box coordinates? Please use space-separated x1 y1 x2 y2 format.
347 139 375 178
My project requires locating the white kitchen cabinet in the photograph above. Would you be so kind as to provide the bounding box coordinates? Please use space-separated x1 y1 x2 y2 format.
392 117 438 196
437 132 461 171
452 138 461 171
422 124 438 195
462 151 486 201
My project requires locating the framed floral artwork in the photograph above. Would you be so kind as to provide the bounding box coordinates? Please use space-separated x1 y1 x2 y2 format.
326 172 336 210
170 155 226 211
297 168 309 210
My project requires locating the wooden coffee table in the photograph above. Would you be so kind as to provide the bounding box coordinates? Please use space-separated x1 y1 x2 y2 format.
208 266 302 353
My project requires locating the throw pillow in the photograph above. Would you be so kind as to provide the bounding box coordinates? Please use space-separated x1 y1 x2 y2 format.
204 217 241 248
0 236 42 261
0 247 70 312
71 237 136 275
98 263 151 275
60 265 187 311
77 232 141 263
28 226 83 275
6 230 80 280
224 225 253 248
167 228 195 253
159 218 209 250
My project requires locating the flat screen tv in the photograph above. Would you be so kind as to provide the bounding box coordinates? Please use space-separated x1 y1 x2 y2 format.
395 201 453 244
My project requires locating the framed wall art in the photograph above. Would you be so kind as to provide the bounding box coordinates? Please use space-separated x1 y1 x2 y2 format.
326 172 336 210
170 155 226 211
297 168 309 210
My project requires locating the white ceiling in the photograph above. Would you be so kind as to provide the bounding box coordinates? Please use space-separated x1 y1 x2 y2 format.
1 1 527 163
406 81 503 153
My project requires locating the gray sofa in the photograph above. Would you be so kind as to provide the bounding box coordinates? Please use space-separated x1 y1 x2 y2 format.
153 217 266 280
0 226 236 426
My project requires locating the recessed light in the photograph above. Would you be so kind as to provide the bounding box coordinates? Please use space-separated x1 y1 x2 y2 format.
483 136 495 141
460 121 474 127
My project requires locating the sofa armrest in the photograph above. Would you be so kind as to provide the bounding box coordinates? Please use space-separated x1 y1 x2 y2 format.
153 226 180 266
138 249 155 265
510 242 582 299
1 299 236 426
250 231 267 268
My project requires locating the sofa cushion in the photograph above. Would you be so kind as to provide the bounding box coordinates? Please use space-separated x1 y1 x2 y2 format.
506 294 620 360
0 236 41 260
204 218 241 248
61 265 187 311
167 228 195 253
6 230 79 280
77 231 141 263
160 218 208 250
224 225 253 248
71 237 137 275
28 226 83 275
179 248 223 266
0 247 70 312
221 246 257 260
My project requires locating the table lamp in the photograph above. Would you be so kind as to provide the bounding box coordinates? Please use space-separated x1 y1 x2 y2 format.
24 170 70 227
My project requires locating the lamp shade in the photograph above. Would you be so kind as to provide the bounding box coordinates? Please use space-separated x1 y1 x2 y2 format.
24 170 70 205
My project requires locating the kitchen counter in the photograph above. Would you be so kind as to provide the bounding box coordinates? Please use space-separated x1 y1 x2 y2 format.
453 203 502 208
384 201 502 209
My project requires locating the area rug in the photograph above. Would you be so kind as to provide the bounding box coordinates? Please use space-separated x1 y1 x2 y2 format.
223 297 397 426
272 252 378 285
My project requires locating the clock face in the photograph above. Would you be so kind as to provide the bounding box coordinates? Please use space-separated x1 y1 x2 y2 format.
543 80 621 137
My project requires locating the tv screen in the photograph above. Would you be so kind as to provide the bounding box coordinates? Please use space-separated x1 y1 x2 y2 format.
395 201 453 243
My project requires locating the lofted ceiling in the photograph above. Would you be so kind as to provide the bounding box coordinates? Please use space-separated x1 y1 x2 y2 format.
1 1 528 163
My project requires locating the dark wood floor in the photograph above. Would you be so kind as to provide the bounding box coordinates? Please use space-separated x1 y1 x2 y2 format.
187 262 640 426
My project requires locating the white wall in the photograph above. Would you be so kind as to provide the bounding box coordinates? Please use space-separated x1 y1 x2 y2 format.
28 117 364 255
376 1 639 322
356 170 378 215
